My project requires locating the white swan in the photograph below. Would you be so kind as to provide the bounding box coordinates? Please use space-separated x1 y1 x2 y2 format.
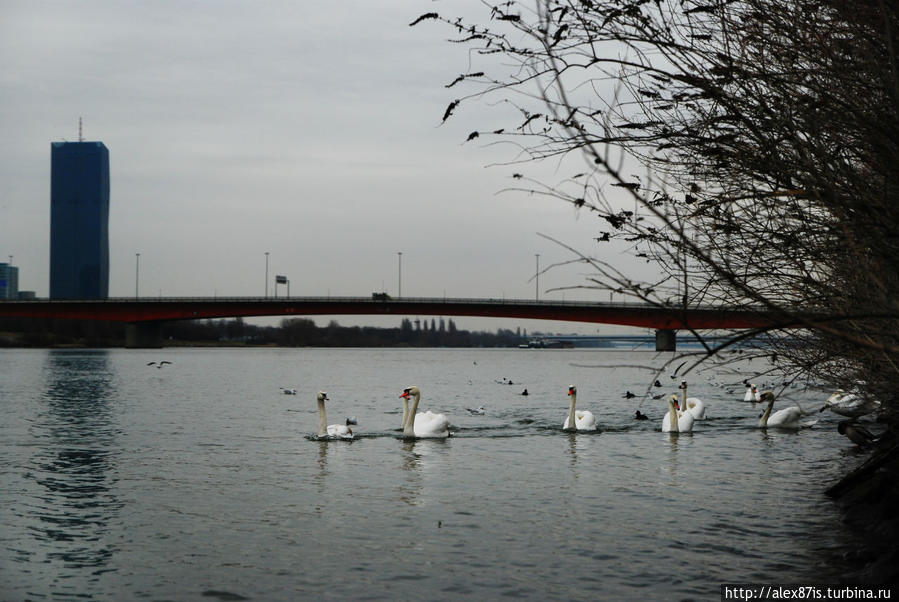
743 384 760 402
679 381 706 419
316 391 354 440
821 390 881 418
661 394 694 433
400 386 450 438
757 391 804 429
562 385 597 431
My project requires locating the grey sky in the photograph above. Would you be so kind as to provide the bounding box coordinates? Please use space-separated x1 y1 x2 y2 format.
0 1 645 333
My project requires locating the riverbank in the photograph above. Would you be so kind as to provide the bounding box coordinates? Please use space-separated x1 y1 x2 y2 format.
826 428 899 584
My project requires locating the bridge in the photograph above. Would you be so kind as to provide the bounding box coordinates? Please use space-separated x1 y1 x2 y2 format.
0 296 779 349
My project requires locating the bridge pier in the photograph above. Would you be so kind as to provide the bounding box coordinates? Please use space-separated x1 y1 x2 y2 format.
125 321 163 348
655 329 676 351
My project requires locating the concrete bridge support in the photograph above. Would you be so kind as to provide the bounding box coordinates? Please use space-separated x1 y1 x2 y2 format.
655 329 676 351
125 321 163 348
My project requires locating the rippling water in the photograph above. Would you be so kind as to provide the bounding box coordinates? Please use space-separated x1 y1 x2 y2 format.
0 347 870 600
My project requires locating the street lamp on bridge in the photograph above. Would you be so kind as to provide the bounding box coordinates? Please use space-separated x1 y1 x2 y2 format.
135 253 140 298
397 251 402 298
264 252 270 298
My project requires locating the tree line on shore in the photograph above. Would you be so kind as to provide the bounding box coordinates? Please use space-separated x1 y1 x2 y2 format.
0 316 526 348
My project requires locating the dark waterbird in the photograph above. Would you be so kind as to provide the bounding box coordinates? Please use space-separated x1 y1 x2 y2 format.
837 420 878 448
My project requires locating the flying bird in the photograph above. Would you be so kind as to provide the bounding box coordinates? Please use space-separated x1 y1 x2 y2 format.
147 360 172 369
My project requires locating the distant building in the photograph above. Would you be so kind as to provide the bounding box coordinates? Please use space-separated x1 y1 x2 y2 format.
0 263 18 299
50 141 110 299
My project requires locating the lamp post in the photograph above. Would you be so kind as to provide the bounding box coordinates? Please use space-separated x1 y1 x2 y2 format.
397 251 403 298
535 253 540 301
135 253 140 298
264 252 270 298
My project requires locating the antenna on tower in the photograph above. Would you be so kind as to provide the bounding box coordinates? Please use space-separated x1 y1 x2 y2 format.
78 117 83 142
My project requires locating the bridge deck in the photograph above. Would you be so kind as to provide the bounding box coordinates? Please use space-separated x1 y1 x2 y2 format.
0 296 777 330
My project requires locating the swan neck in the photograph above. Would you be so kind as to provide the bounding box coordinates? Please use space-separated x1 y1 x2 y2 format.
317 398 328 437
668 398 679 433
759 398 774 427
401 396 409 430
404 391 421 436
567 392 577 430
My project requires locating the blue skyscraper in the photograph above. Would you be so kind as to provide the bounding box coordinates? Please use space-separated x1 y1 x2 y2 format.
0 263 18 299
50 141 110 299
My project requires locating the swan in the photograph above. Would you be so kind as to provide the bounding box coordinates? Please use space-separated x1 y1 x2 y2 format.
562 385 597 431
661 394 694 433
757 391 804 429
679 381 706 419
315 391 354 440
821 390 881 418
743 384 760 402
399 386 450 438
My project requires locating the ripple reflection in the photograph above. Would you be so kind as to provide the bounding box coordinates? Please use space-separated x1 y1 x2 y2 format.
27 350 122 576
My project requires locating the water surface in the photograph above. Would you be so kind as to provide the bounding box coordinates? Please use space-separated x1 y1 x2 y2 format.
0 347 867 600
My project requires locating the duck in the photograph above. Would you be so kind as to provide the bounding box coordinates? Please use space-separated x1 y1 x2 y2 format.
562 385 597 431
315 391 354 440
837 420 878 447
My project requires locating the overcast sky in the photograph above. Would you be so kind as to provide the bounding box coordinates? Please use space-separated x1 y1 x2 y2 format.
0 1 647 333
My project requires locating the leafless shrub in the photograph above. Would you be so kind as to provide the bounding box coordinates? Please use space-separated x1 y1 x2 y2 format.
415 0 899 418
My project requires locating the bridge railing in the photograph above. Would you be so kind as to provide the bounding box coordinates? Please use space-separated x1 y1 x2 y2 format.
0 295 767 313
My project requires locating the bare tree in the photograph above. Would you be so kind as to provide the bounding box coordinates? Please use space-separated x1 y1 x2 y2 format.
414 0 899 417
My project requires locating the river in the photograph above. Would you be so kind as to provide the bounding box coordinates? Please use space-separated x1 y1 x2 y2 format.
0 347 870 600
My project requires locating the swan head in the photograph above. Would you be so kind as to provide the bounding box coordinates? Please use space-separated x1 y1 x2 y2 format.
568 385 577 396
668 394 680 409
679 380 687 390
759 391 775 403
317 391 329 402
400 385 420 399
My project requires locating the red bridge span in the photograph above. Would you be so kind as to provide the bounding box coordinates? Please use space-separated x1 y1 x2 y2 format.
0 296 780 349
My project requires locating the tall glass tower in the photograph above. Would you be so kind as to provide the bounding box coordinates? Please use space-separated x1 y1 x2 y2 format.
0 263 18 299
50 141 110 299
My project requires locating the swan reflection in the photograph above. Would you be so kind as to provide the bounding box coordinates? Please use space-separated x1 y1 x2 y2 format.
397 439 424 506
